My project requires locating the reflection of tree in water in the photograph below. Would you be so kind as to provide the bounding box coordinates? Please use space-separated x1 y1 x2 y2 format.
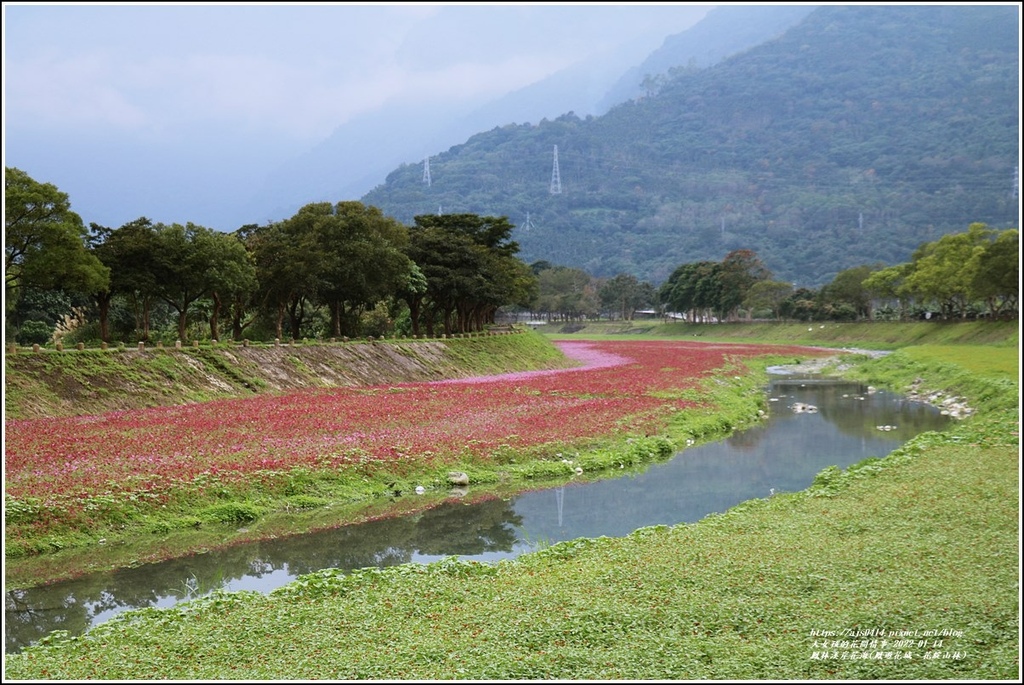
411 497 522 556
6 496 524 653
6 587 94 653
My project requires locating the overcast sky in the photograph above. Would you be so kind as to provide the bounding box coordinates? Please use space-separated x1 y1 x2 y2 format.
4 3 712 144
3 2 713 228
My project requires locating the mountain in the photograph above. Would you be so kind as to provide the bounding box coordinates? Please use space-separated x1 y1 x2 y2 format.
595 4 817 112
360 4 1020 288
241 6 713 226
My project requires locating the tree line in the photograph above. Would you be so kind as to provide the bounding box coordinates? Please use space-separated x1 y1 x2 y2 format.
5 167 1017 348
657 225 1018 323
5 167 536 345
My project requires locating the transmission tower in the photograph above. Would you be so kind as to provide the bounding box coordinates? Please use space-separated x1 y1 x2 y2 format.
550 145 562 195
422 157 432 187
521 212 536 232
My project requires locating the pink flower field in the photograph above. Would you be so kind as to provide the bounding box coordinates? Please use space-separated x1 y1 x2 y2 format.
4 340 824 519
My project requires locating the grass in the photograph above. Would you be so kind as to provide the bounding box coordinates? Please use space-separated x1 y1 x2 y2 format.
898 345 1019 378
5 398 1017 679
4 322 1019 679
546 319 1020 349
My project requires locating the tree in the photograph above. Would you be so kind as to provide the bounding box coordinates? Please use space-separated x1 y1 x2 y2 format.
863 264 912 319
660 261 723 322
297 202 413 338
743 280 794 319
599 273 653 320
903 222 995 318
395 263 429 337
5 167 108 306
89 218 162 342
407 214 534 335
779 287 821 322
535 266 598 322
246 219 322 340
151 223 255 341
718 249 771 321
819 264 878 320
970 228 1018 319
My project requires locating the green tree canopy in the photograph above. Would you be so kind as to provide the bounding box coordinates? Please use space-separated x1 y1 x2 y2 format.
599 273 655 321
295 201 413 338
535 265 599 321
407 214 534 335
5 167 109 305
152 222 256 342
903 222 996 318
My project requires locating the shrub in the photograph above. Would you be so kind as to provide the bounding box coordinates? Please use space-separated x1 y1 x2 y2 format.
17 320 53 345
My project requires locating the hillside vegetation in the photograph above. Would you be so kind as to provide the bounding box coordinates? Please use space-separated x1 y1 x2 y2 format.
3 332 572 420
362 5 1018 287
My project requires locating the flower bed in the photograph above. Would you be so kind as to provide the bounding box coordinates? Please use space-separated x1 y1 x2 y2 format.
4 340 823 539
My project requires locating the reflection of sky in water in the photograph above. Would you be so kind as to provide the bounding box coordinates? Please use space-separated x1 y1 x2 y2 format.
6 379 949 654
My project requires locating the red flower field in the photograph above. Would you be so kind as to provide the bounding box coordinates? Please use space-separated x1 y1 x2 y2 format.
4 340 824 512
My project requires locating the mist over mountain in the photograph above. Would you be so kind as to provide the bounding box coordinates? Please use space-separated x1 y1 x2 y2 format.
360 4 1020 288
245 4 816 226
241 5 714 226
596 4 816 112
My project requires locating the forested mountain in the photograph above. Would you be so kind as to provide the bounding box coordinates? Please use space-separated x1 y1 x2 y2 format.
595 4 816 111
361 5 1020 287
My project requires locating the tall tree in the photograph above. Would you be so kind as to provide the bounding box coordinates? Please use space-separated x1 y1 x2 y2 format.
245 219 323 340
5 167 108 307
291 202 412 338
152 223 255 341
969 227 1018 319
599 273 653 321
660 261 723 322
744 280 794 320
718 249 771 321
89 218 161 342
407 214 533 335
903 222 995 318
535 265 598 322
819 264 878 320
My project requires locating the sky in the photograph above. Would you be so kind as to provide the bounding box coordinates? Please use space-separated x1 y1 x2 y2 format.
3 2 713 230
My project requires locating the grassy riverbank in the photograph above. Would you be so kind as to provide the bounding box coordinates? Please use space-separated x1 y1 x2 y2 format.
4 324 1019 679
542 319 1020 349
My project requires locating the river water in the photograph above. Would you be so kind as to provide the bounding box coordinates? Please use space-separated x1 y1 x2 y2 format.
4 372 950 653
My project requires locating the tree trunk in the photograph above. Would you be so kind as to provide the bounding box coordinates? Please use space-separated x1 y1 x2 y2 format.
406 296 421 337
96 292 111 343
331 300 343 338
275 301 285 340
210 291 222 341
177 308 188 342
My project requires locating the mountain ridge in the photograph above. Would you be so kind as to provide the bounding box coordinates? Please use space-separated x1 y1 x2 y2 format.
360 4 1020 287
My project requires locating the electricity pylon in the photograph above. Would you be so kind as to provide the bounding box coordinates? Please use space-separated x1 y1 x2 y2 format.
550 145 562 195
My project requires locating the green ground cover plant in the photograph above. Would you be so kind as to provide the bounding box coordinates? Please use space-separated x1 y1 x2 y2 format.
4 324 1018 679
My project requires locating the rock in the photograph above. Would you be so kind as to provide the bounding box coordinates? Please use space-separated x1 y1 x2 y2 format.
447 471 470 486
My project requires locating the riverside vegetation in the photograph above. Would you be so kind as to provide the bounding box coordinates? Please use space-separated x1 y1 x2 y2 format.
3 322 1019 679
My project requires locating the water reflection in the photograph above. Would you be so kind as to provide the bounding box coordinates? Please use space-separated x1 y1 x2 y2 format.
5 376 949 653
